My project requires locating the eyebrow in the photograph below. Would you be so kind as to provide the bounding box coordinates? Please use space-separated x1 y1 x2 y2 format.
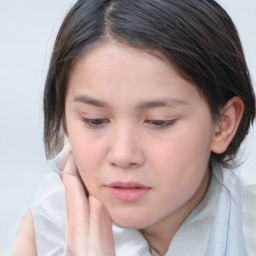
73 95 110 108
136 98 189 109
73 95 189 108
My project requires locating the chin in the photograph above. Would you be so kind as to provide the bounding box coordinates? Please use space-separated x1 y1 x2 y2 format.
113 219 145 229
102 200 156 229
110 212 152 229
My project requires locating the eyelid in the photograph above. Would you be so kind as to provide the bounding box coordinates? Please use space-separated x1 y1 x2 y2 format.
82 117 110 127
144 119 177 129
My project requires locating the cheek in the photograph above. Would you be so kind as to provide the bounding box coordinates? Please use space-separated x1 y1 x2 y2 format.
65 114 110 194
171 118 213 165
73 148 99 196
66 118 104 170
148 144 208 219
148 123 213 193
69 136 108 196
150 129 212 171
72 142 99 173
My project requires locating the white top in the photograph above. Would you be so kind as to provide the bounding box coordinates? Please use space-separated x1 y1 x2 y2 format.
31 163 256 256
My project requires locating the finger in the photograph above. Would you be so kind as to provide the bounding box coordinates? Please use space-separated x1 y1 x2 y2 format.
62 153 90 255
88 196 115 256
62 151 77 175
55 139 72 173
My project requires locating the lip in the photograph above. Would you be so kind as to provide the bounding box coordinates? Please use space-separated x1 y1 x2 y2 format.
106 181 151 202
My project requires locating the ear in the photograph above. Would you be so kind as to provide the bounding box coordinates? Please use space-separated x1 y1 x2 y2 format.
210 96 244 154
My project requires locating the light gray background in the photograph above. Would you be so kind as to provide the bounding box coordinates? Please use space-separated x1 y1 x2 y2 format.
0 0 255 255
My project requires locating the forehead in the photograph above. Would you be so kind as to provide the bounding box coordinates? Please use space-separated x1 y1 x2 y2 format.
67 42 204 108
71 42 168 78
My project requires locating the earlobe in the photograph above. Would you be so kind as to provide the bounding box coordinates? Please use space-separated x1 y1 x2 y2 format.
211 97 244 154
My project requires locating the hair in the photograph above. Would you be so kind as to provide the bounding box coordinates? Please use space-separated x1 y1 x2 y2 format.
44 0 255 165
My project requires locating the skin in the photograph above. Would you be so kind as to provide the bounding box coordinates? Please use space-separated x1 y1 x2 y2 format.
10 210 37 256
64 42 218 255
11 42 244 256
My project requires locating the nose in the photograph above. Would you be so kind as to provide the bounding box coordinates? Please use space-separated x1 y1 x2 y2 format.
106 126 145 169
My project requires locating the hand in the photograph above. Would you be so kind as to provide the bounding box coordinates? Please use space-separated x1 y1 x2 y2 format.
61 153 115 256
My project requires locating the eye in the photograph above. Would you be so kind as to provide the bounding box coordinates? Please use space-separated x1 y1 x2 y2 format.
82 118 110 127
145 119 176 129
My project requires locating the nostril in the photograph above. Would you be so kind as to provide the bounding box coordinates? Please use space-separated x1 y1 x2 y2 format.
110 161 138 169
106 139 145 169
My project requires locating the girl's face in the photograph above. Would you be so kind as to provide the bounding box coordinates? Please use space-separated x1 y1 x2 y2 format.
65 43 218 230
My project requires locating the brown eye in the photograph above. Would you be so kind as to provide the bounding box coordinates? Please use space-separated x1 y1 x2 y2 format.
145 119 176 128
82 118 110 127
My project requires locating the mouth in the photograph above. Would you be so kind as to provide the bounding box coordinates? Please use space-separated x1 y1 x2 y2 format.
106 181 151 202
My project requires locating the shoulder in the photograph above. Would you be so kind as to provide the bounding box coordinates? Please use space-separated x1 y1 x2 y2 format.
243 184 256 254
31 171 67 255
10 209 37 256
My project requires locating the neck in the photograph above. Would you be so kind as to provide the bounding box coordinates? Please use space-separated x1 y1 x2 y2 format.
141 168 211 255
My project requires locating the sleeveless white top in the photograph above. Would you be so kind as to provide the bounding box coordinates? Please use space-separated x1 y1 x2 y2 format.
31 163 256 256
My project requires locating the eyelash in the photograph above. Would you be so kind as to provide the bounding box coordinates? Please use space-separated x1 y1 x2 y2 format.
144 119 177 129
82 118 177 129
82 118 110 127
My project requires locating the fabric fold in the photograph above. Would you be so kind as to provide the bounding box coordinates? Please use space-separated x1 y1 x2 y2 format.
206 166 247 256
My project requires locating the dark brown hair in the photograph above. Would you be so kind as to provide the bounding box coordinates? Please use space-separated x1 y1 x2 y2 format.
44 0 256 165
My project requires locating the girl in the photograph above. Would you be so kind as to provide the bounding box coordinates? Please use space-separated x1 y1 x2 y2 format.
11 0 256 255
